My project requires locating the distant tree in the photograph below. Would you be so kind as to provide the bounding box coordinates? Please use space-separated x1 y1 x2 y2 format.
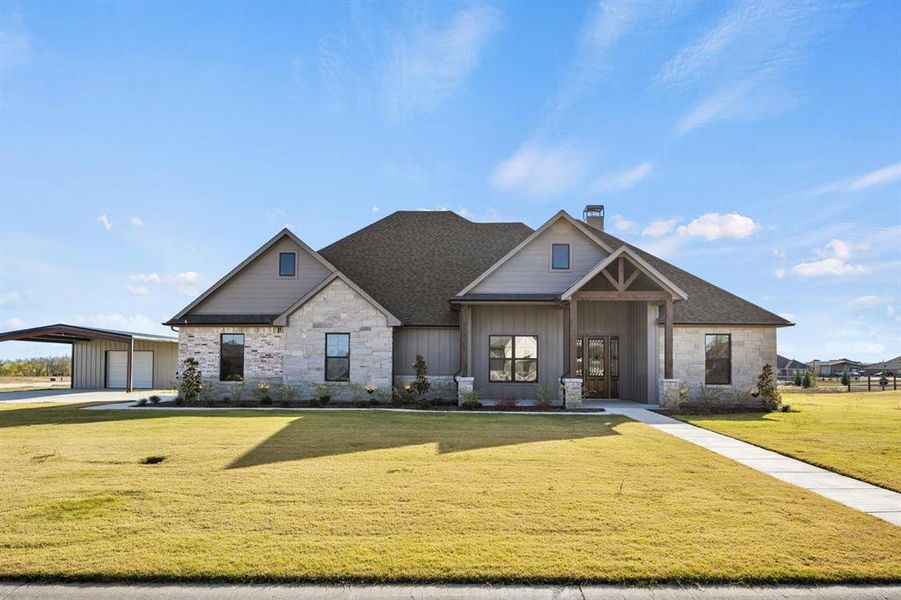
841 369 850 387
802 371 812 389
793 371 803 386
0 356 70 378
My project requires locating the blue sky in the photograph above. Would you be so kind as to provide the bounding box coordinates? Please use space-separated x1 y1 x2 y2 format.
1 0 899 363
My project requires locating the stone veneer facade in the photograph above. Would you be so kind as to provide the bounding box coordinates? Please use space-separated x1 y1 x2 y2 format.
658 325 777 403
283 278 393 398
177 278 393 400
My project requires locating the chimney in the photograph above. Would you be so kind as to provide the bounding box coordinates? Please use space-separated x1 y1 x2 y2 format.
583 204 604 231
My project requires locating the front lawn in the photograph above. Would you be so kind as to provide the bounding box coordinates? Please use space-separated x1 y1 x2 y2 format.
679 391 901 492
0 403 899 583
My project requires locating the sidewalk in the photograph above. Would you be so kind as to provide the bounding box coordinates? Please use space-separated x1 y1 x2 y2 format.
607 407 901 526
2 582 900 600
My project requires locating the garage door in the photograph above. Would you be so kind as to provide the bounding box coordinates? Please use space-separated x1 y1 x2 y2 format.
106 351 153 389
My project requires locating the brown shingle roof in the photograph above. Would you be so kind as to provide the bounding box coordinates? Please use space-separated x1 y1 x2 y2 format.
319 211 532 326
588 228 793 326
319 210 792 328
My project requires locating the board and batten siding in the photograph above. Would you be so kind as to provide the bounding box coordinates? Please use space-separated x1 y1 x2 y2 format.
393 327 460 376
72 339 178 389
470 305 564 400
577 301 649 402
192 238 333 315
471 220 608 294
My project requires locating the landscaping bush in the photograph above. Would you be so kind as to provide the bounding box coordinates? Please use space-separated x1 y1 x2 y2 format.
311 383 335 407
533 382 557 410
781 403 792 412
757 364 782 412
277 384 300 405
136 398 148 407
252 383 272 405
460 399 482 410
801 371 812 388
496 396 517 410
148 395 161 405
180 357 204 404
348 382 367 403
410 354 431 398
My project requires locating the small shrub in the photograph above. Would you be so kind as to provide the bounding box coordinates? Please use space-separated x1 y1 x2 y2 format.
180 357 204 404
222 395 232 405
348 382 367 403
365 383 377 395
793 371 802 386
174 396 185 406
460 388 482 404
496 396 517 410
277 384 300 405
313 383 335 404
697 384 721 407
232 381 247 403
367 397 381 407
136 397 148 407
781 403 792 412
730 388 754 406
140 455 166 465
460 399 482 410
148 395 161 405
252 383 272 404
410 354 431 398
757 364 782 412
238 400 252 408
801 371 812 388
533 382 557 409
841 369 850 387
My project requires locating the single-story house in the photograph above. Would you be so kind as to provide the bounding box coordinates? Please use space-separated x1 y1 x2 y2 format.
0 324 178 391
164 206 793 407
777 354 808 379
863 356 900 376
807 358 865 377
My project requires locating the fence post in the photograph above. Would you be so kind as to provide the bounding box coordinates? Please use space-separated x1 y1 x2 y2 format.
895 374 897 391
847 374 851 393
867 375 871 391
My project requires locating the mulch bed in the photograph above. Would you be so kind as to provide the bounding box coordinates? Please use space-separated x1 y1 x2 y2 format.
140 400 606 413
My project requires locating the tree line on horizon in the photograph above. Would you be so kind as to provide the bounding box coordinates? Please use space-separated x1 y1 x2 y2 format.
0 356 71 378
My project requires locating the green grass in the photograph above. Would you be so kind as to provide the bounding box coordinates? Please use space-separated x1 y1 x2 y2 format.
679 391 901 492
0 402 899 583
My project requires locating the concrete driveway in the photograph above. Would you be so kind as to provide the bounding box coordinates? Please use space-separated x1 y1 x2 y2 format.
0 389 176 404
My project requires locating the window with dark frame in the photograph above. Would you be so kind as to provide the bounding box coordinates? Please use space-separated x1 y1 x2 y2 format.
325 333 350 382
705 333 731 385
551 243 570 270
219 333 245 382
279 252 296 277
489 335 538 382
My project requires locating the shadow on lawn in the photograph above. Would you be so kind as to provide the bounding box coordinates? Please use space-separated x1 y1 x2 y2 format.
226 412 622 469
0 403 624 470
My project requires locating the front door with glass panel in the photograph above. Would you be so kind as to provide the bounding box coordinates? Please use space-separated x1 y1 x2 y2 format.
577 335 619 398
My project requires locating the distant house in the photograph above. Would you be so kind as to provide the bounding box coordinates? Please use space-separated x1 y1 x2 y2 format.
863 356 900 376
808 358 865 377
777 355 807 379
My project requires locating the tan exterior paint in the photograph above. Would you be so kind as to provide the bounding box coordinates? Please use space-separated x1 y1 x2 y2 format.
471 219 609 294
72 338 178 389
192 237 332 315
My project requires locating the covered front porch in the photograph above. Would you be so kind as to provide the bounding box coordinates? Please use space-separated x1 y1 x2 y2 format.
454 246 686 408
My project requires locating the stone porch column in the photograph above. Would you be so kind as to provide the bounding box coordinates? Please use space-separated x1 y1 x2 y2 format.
562 378 583 408
456 376 475 405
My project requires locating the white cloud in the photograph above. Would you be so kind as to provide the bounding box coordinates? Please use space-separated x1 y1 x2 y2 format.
98 214 112 231
126 285 149 296
772 247 786 259
887 304 896 318
0 291 23 308
1 317 26 330
642 218 678 237
130 271 202 286
804 162 901 198
385 5 501 118
130 216 144 227
371 205 380 213
594 161 655 191
774 268 786 279
676 213 759 240
71 313 168 336
847 295 884 308
490 142 588 197
664 1 832 135
791 239 870 278
609 214 636 232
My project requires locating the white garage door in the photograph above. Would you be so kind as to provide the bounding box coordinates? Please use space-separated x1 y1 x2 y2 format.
106 351 154 389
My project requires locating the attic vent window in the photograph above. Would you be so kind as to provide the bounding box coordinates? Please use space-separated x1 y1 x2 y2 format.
552 244 571 270
279 252 296 277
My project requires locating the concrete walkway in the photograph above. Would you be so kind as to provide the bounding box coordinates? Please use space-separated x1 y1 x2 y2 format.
606 407 901 526
2 582 900 599
0 389 176 404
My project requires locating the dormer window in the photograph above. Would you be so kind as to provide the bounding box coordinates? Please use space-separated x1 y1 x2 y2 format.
279 252 296 277
551 243 570 270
